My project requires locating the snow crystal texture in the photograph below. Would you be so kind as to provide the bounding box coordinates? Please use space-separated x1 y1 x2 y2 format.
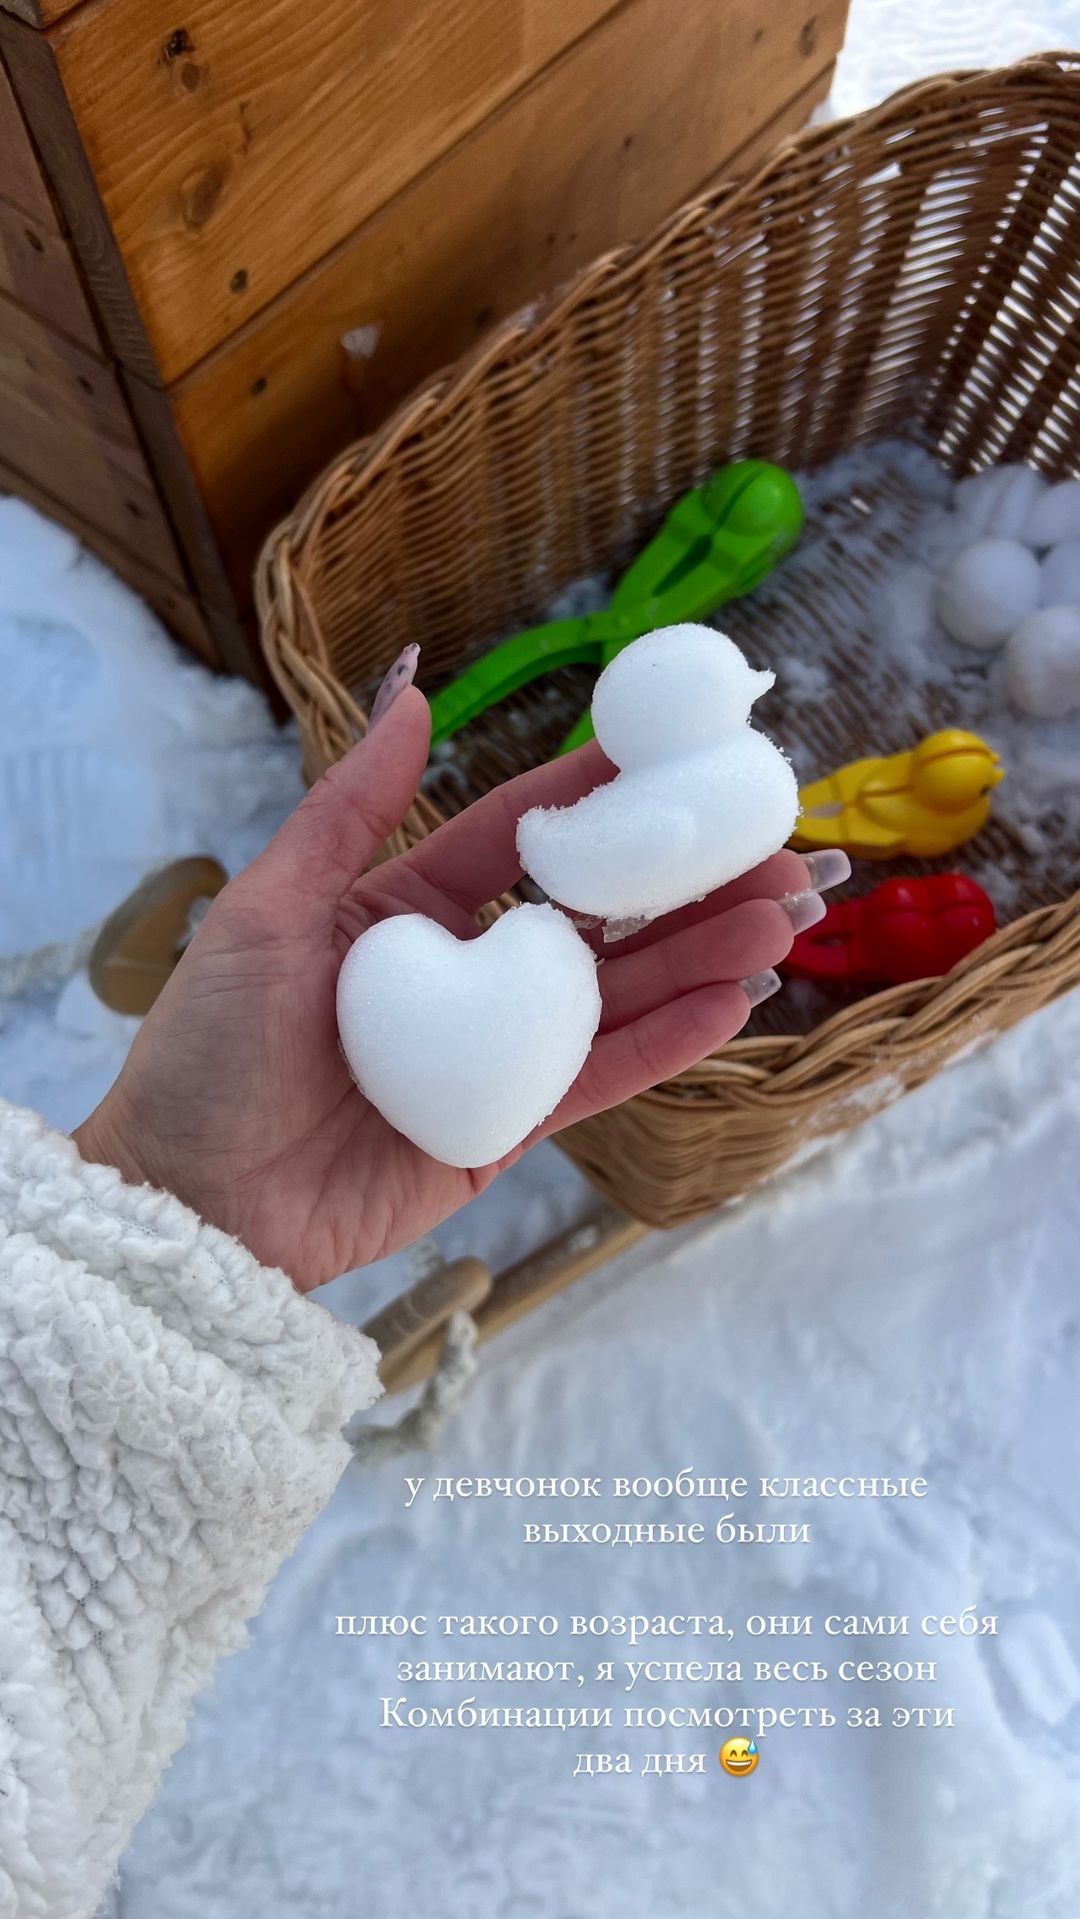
516 626 799 923
336 904 601 1166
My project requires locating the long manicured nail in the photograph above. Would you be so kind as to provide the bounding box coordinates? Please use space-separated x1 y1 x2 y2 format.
370 643 420 726
802 848 851 892
740 967 782 1007
777 889 827 935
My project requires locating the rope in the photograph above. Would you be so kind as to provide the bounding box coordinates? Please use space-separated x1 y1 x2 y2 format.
350 1312 480 1462
0 924 100 1000
179 895 211 948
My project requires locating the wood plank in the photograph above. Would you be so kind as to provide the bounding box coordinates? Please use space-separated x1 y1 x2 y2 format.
0 193 101 346
0 10 159 379
9 2 84 25
1 16 262 677
170 4 842 602
0 46 56 223
47 0 627 382
0 452 220 663
122 370 272 687
0 288 185 576
5 0 91 26
123 365 246 620
0 0 49 32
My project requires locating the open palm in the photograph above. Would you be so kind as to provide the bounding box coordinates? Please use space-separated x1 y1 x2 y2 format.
75 684 807 1290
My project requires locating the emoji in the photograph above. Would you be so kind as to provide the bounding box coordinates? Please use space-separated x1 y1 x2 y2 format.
719 1736 759 1777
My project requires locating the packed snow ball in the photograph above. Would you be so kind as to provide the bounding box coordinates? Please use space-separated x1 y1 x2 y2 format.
1024 478 1080 549
1039 541 1080 607
1004 607 1080 721
953 462 1047 541
934 538 1040 650
926 463 1080 726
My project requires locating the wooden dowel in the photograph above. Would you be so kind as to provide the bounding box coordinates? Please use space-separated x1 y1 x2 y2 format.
380 1203 647 1394
365 1255 494 1381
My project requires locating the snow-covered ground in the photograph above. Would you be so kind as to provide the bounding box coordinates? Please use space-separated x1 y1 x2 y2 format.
2 2 1080 1914
119 987 1080 1919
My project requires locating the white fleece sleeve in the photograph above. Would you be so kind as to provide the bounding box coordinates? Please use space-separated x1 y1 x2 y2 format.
0 1099 381 1919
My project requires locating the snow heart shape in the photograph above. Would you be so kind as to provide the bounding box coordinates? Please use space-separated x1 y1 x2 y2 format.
517 624 799 925
336 903 601 1167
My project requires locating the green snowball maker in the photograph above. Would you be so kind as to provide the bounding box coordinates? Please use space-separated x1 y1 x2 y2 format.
426 459 803 754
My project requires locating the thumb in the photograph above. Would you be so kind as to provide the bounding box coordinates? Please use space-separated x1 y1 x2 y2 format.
250 677 432 911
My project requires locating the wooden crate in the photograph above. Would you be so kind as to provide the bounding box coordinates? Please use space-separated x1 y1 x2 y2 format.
0 0 847 680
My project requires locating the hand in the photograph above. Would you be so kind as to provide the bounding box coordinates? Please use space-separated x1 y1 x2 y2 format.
74 657 823 1289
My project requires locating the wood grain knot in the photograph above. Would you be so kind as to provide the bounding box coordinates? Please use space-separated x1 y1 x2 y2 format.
163 27 193 62
181 163 227 228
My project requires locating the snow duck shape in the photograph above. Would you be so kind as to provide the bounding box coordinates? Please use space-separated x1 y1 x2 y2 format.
516 623 799 925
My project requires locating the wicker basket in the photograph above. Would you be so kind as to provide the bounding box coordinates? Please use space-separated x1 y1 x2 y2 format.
257 54 1080 1229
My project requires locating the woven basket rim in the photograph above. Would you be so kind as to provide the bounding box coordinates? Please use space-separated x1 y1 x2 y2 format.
255 48 1080 619
255 48 1080 1118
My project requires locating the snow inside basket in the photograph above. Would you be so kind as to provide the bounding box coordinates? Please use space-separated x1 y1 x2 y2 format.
258 54 1080 1229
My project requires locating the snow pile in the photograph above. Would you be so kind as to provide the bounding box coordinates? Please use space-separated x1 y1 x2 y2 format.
0 498 302 956
119 982 1080 1919
866 452 1080 883
1039 541 1080 606
1025 479 1080 549
0 497 302 1131
931 471 1080 720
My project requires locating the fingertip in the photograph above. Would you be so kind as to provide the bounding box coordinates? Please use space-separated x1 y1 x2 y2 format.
374 679 431 737
358 680 431 779
737 967 783 1010
727 893 797 962
268 676 432 897
755 849 813 897
675 980 752 1060
561 736 617 780
554 978 750 1132
506 737 615 821
401 679 431 718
